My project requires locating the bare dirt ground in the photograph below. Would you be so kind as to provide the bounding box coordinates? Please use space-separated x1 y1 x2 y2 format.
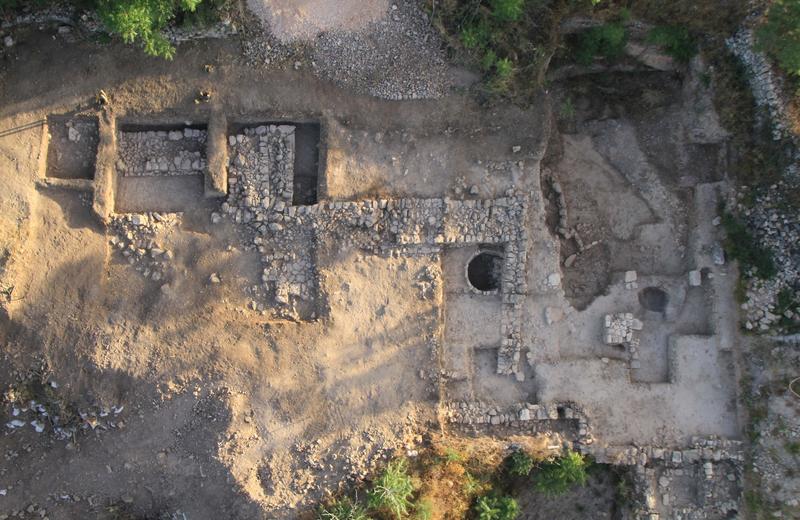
0 7 756 520
245 0 388 42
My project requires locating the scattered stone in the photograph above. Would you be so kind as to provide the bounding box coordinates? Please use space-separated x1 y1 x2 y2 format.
67 126 80 142
712 242 725 265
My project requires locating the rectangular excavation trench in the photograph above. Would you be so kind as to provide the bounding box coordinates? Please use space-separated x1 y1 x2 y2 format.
292 123 321 206
44 114 99 180
229 121 322 206
114 122 207 213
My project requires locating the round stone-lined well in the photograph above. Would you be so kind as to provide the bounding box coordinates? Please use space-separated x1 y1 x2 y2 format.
466 250 503 293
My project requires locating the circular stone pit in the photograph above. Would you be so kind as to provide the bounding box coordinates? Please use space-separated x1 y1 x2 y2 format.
466 250 503 293
638 286 669 313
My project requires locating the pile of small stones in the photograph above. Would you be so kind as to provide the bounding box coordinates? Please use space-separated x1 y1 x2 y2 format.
603 312 644 369
603 313 643 345
734 183 800 333
117 128 207 177
108 213 177 283
311 2 450 100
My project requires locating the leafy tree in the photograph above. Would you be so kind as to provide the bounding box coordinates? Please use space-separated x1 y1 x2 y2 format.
534 450 589 495
95 0 202 59
367 459 415 519
757 0 800 76
318 497 372 520
474 495 519 520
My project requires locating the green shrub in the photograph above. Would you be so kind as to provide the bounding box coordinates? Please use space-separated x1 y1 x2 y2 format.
474 495 519 520
574 23 627 65
490 0 525 23
488 57 515 93
318 497 372 520
461 20 491 50
559 97 576 119
367 459 415 519
720 211 777 279
505 450 534 477
495 57 514 79
534 450 589 496
787 441 800 456
647 25 697 62
481 49 499 71
757 0 800 76
95 0 203 59
463 472 487 496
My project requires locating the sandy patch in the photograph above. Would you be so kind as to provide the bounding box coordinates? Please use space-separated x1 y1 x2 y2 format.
246 0 389 42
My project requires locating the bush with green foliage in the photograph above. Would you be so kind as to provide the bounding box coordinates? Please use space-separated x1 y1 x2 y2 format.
720 210 777 279
505 450 534 477
318 497 372 520
474 495 519 520
574 23 627 65
533 450 589 496
488 56 515 93
367 459 416 519
647 25 697 63
490 0 525 23
460 20 491 50
96 0 203 59
757 0 800 76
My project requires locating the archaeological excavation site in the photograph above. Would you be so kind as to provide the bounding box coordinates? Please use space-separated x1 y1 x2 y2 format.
0 1 799 519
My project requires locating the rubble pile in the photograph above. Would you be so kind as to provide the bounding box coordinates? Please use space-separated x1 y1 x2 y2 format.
117 127 207 177
735 183 800 333
108 213 178 283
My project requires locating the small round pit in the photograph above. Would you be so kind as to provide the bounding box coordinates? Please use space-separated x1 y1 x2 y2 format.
639 286 668 313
